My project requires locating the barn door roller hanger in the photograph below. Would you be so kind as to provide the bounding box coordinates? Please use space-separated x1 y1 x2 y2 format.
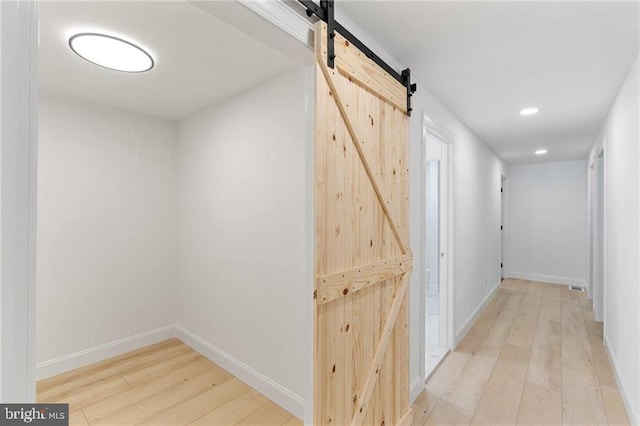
297 0 418 116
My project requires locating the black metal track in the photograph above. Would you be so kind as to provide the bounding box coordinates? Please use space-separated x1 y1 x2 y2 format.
297 0 417 115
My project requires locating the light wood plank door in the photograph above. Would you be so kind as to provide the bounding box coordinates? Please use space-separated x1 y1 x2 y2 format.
314 21 413 426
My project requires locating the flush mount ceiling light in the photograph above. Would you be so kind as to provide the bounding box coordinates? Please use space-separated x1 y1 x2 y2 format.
535 149 548 155
520 107 539 116
69 33 154 73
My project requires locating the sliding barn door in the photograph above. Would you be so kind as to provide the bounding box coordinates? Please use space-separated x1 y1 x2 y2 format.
314 21 413 426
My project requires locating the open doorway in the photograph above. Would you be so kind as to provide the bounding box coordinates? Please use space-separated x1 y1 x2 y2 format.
592 149 605 323
423 126 451 378
32 0 312 422
501 175 508 280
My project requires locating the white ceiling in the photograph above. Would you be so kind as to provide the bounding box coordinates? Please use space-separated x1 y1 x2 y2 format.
338 1 639 164
38 1 300 120
40 1 639 163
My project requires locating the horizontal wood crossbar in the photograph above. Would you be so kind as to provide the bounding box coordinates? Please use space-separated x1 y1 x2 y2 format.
315 254 412 305
317 56 409 254
350 275 409 426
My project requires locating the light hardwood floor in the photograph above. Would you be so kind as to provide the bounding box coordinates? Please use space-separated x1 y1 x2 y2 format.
36 339 303 425
414 279 630 426
38 279 629 425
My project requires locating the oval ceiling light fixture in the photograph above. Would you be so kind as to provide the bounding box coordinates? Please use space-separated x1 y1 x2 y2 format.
520 107 539 116
69 33 154 73
535 149 548 155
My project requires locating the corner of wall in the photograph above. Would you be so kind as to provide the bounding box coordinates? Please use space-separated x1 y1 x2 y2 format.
35 325 175 381
175 325 304 420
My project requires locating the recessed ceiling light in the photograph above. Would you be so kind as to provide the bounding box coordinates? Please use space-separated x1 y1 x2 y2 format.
69 33 154 73
520 107 539 116
535 149 548 155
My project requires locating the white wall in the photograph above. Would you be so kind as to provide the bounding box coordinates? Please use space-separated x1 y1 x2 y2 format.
36 92 177 374
409 85 506 398
176 67 308 415
507 160 588 287
588 57 639 425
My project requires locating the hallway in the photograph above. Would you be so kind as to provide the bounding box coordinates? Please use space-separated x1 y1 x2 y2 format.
412 279 629 425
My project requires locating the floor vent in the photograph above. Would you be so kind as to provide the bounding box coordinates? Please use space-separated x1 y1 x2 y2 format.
569 285 585 292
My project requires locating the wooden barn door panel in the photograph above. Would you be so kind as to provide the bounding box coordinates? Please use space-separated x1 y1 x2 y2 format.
314 21 413 426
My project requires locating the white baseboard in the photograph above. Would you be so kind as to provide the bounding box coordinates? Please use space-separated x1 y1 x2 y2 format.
410 375 424 403
36 325 175 380
37 324 304 420
175 325 304 420
454 280 501 347
604 335 639 426
507 271 587 288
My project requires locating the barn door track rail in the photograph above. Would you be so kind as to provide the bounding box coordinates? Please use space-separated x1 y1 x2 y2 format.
297 0 417 115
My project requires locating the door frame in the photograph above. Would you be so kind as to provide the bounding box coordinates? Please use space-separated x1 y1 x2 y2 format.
0 0 39 402
419 114 455 384
591 147 605 323
501 175 509 279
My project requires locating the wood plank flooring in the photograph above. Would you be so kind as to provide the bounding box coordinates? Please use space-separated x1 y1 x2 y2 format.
36 339 302 426
414 279 631 426
38 279 629 425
